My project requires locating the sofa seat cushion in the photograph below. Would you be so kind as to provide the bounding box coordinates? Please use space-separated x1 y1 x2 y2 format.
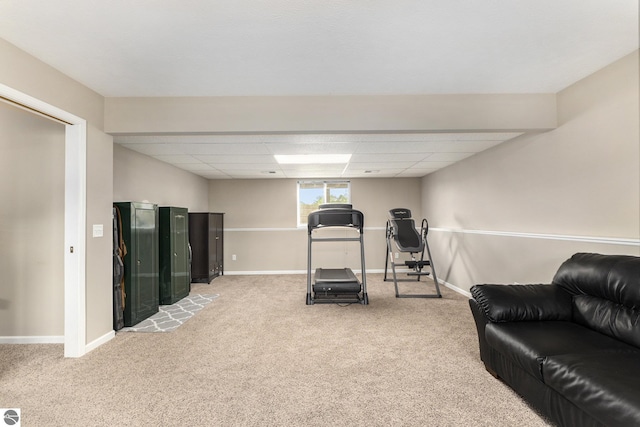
485 321 632 381
543 351 640 427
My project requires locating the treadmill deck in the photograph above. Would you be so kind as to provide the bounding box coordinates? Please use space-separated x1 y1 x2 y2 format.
313 268 361 294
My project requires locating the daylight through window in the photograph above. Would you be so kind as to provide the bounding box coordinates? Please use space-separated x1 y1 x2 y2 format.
297 181 351 226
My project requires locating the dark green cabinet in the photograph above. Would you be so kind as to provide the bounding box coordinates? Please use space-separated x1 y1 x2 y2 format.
189 212 224 283
114 202 159 327
159 207 190 304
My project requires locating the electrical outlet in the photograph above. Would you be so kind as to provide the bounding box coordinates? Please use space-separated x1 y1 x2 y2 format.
395 252 399 259
232 254 237 261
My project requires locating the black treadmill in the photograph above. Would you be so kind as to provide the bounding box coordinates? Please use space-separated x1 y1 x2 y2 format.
306 204 369 305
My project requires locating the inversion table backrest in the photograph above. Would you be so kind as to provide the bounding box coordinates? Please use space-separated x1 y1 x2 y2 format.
388 208 423 253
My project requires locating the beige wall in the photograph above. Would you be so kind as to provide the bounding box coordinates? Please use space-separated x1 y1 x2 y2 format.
1 38 113 349
113 144 210 211
209 178 422 273
421 51 640 293
0 102 65 336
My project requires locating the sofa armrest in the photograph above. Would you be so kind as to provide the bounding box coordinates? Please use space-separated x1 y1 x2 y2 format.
470 284 572 322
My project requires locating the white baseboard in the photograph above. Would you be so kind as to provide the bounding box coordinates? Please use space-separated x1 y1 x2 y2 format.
225 269 386 276
225 270 307 275
0 329 116 354
439 279 472 298
0 336 65 344
85 330 115 354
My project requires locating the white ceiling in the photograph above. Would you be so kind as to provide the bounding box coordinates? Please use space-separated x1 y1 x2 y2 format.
1 1 637 97
1 1 637 179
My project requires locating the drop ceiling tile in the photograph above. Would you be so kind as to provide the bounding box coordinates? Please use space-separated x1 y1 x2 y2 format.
283 170 346 179
152 154 201 164
397 168 440 177
355 141 442 154
266 142 358 155
345 161 416 170
194 154 278 164
435 140 504 152
347 169 406 177
279 164 347 173
121 143 185 155
412 161 454 169
174 163 215 171
224 171 285 178
216 163 281 171
350 153 429 162
181 143 270 155
197 170 232 179
426 152 475 162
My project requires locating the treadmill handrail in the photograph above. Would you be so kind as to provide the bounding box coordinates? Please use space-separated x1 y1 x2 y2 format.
307 208 364 234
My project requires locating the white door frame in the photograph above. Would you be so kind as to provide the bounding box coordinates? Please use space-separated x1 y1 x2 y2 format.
0 83 87 357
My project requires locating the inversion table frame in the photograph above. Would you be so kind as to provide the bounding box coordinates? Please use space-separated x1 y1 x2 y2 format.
306 205 369 305
384 208 442 299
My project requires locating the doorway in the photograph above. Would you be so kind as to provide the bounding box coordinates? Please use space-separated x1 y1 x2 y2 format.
0 83 87 357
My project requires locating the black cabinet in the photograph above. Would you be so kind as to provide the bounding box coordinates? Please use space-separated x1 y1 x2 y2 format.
189 212 224 283
114 202 159 326
159 207 190 304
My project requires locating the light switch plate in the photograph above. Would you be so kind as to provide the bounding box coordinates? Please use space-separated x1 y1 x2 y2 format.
93 224 104 238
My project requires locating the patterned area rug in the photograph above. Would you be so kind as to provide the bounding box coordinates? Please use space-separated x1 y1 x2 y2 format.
120 294 219 332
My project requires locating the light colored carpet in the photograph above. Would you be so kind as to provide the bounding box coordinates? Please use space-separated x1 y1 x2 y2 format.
0 274 551 426
120 294 219 332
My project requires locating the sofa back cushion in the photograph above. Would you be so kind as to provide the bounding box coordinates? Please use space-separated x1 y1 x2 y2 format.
573 295 640 348
553 253 640 348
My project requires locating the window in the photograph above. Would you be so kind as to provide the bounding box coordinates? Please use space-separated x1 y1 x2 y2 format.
297 180 351 226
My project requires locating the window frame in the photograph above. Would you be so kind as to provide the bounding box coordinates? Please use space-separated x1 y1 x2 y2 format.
297 180 351 227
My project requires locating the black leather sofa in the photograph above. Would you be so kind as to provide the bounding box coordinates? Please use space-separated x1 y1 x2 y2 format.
469 253 640 427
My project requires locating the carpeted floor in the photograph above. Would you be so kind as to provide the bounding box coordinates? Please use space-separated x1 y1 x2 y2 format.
0 274 551 426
